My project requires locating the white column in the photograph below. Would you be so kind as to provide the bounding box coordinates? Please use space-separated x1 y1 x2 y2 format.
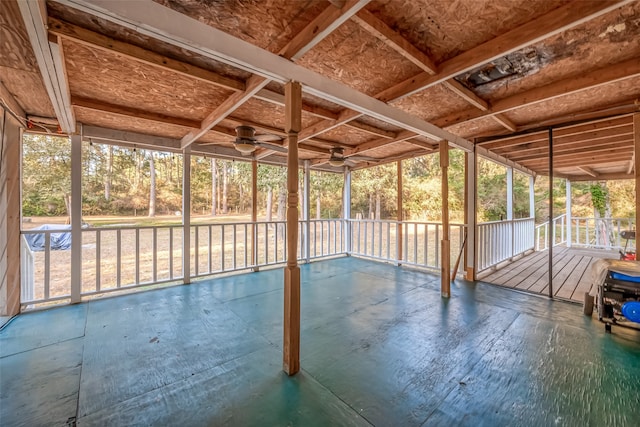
182 148 191 284
529 175 535 219
344 167 352 254
70 133 82 304
506 167 514 221
566 179 572 247
465 150 476 281
303 160 310 262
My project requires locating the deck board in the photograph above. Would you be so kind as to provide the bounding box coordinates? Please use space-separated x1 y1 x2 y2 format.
481 246 617 303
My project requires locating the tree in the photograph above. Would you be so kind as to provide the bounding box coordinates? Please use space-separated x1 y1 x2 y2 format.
148 152 156 217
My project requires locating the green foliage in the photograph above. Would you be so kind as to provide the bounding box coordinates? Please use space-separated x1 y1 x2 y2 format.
589 183 607 217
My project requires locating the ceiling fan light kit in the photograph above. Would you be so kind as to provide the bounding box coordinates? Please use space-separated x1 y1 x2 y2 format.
234 139 257 154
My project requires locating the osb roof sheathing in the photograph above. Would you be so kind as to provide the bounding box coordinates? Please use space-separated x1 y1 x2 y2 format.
3 0 639 179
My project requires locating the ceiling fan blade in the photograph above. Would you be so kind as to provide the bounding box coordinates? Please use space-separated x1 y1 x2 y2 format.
348 154 378 161
254 134 283 142
256 141 288 153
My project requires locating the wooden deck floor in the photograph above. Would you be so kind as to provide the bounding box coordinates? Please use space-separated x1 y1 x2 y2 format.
480 246 618 302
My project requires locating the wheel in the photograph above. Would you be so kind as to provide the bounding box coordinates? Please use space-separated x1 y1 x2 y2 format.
583 292 594 316
605 323 612 333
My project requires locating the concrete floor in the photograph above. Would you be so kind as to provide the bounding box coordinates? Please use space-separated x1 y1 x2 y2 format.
1 257 640 426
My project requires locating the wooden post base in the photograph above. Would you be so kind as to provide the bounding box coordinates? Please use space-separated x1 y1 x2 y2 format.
465 267 475 281
441 239 451 297
283 265 300 375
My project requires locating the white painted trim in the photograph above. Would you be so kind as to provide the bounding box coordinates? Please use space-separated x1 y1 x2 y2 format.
506 167 513 221
18 1 75 133
566 179 572 248
182 147 191 284
55 0 472 151
465 150 476 276
344 168 352 253
70 133 82 303
529 175 536 220
303 160 311 262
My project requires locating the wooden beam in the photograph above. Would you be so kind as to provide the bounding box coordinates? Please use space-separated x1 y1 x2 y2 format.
435 58 640 129
577 166 599 178
346 129 416 155
279 0 371 61
283 81 302 376
442 80 488 111
635 113 640 231
476 145 536 177
351 9 437 74
375 0 633 102
298 109 363 142
507 137 633 162
63 0 472 150
440 140 451 297
480 116 633 149
344 121 396 138
407 139 437 150
48 17 245 92
181 75 270 148
570 172 633 181
19 1 75 132
350 10 518 136
491 114 517 132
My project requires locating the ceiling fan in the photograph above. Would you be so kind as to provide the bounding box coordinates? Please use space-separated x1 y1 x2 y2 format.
203 125 288 155
325 147 378 167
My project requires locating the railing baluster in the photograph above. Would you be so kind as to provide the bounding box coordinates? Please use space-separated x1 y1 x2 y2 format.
96 230 101 292
44 233 50 299
221 225 225 271
135 228 140 285
233 224 237 270
244 224 248 268
116 229 121 287
153 227 157 283
208 225 212 274
169 227 174 279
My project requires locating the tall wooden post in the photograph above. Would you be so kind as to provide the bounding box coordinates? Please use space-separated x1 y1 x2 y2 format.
634 114 640 232
70 133 82 303
464 150 477 281
0 110 22 316
397 160 403 264
283 81 302 376
182 147 191 284
251 159 258 269
548 129 554 298
440 141 451 297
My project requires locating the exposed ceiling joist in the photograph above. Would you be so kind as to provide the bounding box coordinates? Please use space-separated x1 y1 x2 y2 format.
376 0 633 102
476 145 536 177
19 0 75 133
577 166 599 178
56 0 472 150
346 130 416 155
570 172 633 181
280 0 371 61
436 58 640 129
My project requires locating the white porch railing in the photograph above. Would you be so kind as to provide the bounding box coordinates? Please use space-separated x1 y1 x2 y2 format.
348 219 466 273
534 214 567 251
570 217 635 250
478 218 535 272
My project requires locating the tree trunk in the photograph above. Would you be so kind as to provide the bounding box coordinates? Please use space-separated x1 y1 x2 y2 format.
239 183 244 212
316 192 321 219
368 192 374 219
134 149 141 190
277 187 286 239
148 153 156 217
222 162 228 214
266 187 273 222
375 191 381 220
211 158 217 216
104 145 113 201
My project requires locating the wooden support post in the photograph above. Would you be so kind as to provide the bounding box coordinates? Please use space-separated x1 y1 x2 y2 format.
251 159 258 269
344 168 352 254
440 141 451 297
283 81 302 376
182 147 191 284
70 133 82 303
397 160 403 264
566 179 572 247
464 150 477 281
0 110 22 316
635 114 640 232
548 129 554 298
